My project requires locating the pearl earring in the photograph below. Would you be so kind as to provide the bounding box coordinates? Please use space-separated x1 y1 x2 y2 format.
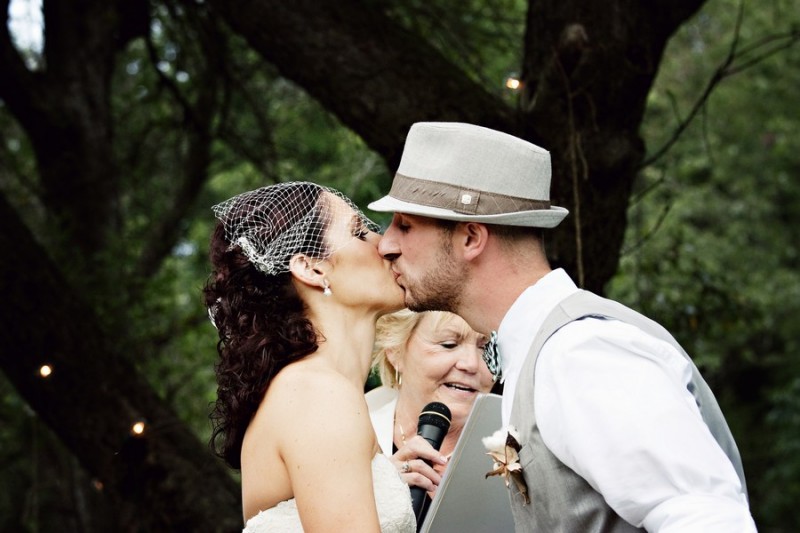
323 279 332 297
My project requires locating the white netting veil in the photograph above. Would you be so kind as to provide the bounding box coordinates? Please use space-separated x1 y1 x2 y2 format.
211 181 380 276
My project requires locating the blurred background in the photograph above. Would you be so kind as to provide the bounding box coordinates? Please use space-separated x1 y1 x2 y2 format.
1 0 798 531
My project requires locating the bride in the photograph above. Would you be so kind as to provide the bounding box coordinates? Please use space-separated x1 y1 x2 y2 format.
205 182 415 532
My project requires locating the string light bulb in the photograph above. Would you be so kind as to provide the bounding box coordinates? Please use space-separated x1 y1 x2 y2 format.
505 76 522 90
39 364 52 378
131 421 146 435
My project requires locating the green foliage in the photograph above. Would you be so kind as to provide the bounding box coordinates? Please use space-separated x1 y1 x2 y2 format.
762 377 800 520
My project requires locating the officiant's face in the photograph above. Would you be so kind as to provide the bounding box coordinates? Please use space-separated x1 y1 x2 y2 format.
399 312 494 427
379 213 466 313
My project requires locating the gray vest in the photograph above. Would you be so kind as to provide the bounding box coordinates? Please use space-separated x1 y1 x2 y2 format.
508 290 746 532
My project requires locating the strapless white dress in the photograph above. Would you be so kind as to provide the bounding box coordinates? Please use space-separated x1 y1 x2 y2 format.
243 453 415 532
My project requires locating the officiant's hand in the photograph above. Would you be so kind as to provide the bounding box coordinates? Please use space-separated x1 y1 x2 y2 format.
391 435 449 494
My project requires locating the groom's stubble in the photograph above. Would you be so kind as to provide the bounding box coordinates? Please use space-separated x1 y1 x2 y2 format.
404 226 467 314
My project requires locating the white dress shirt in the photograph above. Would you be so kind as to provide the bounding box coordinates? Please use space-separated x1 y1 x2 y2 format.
497 269 755 532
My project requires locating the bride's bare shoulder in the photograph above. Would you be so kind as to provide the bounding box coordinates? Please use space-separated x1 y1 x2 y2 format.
261 361 367 425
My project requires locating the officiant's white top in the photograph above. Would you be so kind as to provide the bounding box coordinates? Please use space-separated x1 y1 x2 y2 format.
366 386 399 456
243 453 414 533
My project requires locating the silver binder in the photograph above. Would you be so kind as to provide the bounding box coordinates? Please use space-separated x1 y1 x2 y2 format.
420 393 515 532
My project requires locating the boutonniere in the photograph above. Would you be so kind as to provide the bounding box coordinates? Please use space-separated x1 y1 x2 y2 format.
482 426 530 504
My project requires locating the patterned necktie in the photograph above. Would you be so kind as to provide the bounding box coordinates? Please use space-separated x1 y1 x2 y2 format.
482 331 502 383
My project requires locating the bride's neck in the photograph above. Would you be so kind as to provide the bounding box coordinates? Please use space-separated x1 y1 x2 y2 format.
309 309 378 386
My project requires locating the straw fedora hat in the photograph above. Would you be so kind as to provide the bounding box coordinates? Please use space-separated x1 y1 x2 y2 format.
368 122 568 228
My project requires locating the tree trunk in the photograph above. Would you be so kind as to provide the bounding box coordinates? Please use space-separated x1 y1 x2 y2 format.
0 193 242 532
520 0 706 291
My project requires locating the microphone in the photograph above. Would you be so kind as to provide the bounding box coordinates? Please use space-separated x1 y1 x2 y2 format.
410 402 451 528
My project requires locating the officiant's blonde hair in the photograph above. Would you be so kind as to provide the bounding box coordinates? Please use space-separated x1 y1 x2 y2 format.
372 309 462 388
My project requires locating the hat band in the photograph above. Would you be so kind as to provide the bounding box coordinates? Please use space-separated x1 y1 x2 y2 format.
390 174 551 216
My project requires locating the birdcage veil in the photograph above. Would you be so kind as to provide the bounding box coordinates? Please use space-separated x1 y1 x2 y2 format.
211 181 380 276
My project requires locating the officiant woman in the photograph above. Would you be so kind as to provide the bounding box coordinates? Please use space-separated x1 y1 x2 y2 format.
367 309 497 501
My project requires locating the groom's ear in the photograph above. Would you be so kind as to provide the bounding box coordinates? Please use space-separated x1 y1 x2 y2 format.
457 222 490 261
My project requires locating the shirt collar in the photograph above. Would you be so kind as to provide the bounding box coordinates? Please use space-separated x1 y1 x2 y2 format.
497 268 579 383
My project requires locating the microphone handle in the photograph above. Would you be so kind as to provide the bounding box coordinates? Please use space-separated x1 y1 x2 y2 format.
410 486 428 530
410 424 448 528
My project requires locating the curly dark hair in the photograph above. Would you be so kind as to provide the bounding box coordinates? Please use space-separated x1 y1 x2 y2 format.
204 183 331 469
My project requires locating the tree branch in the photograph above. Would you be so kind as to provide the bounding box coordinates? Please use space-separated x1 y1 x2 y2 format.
134 12 225 279
640 3 800 168
206 0 514 168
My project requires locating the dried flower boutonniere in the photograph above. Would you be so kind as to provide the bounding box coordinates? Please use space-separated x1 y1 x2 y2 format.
482 426 530 504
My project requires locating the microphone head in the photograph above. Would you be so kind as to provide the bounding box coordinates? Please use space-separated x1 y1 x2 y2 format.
418 401 452 431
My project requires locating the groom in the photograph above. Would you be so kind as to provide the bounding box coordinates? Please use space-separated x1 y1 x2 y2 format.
369 122 755 531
